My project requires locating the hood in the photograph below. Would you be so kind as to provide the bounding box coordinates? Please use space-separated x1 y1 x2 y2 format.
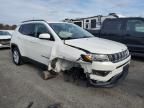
65 37 127 54
0 35 11 40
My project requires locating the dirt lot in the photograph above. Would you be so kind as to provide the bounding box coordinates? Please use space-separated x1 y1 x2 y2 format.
0 49 144 108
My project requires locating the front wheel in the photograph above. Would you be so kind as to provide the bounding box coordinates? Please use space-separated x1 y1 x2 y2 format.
12 47 23 65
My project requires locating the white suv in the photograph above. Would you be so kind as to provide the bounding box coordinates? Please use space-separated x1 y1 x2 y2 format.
11 20 131 87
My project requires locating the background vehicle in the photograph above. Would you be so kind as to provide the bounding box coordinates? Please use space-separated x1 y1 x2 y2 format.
88 17 144 56
0 30 12 48
11 20 130 87
5 30 14 35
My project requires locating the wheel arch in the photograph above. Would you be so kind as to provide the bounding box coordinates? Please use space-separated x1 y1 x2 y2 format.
11 43 23 56
11 43 19 51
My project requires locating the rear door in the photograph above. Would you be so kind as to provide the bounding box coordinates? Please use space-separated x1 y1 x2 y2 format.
100 19 124 43
123 18 144 53
18 23 36 57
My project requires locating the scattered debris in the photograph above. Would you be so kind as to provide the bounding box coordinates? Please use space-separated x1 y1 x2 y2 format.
42 71 58 80
26 101 34 108
48 103 62 108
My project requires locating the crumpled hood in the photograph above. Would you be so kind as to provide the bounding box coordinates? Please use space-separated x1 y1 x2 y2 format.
65 37 127 54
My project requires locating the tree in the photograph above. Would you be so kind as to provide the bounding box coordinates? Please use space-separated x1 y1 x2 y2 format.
0 23 17 30
4 24 10 30
0 24 4 29
11 25 17 30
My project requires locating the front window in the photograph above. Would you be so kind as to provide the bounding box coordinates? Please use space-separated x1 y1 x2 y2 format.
0 31 11 36
127 19 144 33
49 23 94 40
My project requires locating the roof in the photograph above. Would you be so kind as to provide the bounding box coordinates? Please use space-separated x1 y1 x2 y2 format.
21 19 47 23
105 17 144 20
21 20 68 24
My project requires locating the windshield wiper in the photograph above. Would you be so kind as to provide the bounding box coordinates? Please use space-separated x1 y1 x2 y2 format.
61 37 76 40
61 36 92 40
79 36 92 39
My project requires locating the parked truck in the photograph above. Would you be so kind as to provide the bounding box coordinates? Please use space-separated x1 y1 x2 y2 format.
88 17 144 56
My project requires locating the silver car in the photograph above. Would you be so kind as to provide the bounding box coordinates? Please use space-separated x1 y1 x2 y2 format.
0 30 12 48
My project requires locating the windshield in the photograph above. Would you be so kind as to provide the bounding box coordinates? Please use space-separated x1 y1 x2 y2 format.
49 23 94 40
0 31 11 36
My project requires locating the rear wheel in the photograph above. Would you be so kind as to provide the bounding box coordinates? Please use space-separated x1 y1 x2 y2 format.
12 47 23 65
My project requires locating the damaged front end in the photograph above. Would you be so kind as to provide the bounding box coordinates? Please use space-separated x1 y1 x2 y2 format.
46 42 131 87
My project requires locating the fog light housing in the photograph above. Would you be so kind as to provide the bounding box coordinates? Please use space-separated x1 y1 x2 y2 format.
92 70 110 76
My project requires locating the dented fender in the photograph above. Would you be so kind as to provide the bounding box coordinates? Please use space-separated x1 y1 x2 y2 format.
47 43 92 73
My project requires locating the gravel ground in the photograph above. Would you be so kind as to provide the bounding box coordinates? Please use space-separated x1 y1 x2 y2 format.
0 49 144 108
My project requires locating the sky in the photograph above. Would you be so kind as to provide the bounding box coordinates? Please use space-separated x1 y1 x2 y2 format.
0 0 144 24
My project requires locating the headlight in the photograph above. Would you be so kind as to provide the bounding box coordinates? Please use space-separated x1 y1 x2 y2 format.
81 54 92 62
81 54 109 62
92 54 109 62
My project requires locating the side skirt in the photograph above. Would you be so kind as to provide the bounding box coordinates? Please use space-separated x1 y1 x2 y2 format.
22 56 48 70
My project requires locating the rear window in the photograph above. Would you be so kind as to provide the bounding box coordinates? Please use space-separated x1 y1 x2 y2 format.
102 20 122 33
19 23 35 37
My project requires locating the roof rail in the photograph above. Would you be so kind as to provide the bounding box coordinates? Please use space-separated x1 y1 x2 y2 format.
21 19 47 23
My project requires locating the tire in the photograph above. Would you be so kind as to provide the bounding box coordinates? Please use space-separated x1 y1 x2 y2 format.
12 47 23 65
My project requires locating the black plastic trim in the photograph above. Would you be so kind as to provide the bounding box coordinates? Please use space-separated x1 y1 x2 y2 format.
22 56 48 70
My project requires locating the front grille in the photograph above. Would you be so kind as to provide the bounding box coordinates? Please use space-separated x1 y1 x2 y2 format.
108 50 129 63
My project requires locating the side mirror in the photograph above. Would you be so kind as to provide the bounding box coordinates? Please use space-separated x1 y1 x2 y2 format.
39 33 50 40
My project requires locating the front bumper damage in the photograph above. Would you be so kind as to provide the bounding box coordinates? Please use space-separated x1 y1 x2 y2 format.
89 64 129 87
86 56 131 87
48 54 130 87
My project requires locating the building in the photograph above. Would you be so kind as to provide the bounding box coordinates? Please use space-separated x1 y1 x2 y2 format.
63 13 119 30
